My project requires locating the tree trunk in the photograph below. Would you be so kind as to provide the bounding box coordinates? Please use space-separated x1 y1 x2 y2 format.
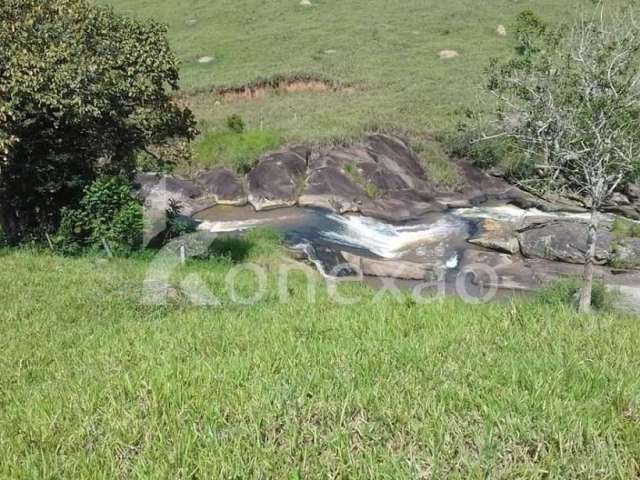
578 207 599 313
0 204 21 245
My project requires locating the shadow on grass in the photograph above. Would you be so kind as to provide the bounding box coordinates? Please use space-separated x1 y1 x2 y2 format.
206 236 255 263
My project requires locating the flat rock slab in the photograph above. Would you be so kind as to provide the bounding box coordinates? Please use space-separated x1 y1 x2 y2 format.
342 251 432 280
468 218 520 254
248 151 307 211
452 160 585 213
519 221 612 264
460 249 539 292
195 168 247 206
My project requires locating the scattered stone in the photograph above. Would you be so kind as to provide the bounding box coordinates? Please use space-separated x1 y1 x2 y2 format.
468 218 520 254
197 56 214 64
323 49 337 54
438 49 459 60
518 221 612 264
195 168 247 206
496 24 507 36
185 18 197 26
300 0 312 5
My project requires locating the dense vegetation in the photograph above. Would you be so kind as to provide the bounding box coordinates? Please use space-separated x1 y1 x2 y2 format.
1 246 639 478
0 0 195 243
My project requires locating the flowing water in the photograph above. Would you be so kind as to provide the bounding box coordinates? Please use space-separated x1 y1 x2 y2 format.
196 206 478 274
194 204 638 307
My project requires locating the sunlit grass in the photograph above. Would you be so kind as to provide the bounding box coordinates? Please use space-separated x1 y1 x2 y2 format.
1 246 639 477
191 129 282 173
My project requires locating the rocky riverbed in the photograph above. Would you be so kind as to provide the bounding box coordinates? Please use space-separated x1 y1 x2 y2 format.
135 134 640 311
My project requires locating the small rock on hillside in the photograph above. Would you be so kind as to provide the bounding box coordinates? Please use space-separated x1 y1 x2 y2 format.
626 183 640 202
439 50 459 59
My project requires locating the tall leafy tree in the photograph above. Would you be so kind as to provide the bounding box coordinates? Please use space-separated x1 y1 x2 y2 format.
484 6 640 313
0 0 197 243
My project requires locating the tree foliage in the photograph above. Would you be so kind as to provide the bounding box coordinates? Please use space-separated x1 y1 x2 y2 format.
485 7 640 202
484 6 640 312
0 0 197 243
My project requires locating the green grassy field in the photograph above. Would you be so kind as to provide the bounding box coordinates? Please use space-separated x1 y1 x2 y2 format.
1 241 640 477
5 3 639 477
100 0 625 168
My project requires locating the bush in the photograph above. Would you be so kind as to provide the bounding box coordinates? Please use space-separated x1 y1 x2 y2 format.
0 0 196 244
55 178 143 255
442 115 536 183
535 279 618 313
225 114 245 134
193 130 281 173
612 218 640 239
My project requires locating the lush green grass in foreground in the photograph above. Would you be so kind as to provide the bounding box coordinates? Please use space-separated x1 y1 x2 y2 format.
100 0 626 156
1 244 639 478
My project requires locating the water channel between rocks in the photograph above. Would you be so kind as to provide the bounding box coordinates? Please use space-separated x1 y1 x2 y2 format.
193 204 605 302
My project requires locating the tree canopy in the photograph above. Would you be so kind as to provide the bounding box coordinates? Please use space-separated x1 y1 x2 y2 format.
484 6 640 312
0 0 196 243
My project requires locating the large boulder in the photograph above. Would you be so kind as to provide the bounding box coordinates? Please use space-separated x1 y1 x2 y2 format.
308 146 374 171
133 173 212 216
298 167 366 213
365 135 428 191
518 221 612 264
247 151 307 210
195 168 247 206
467 218 520 254
359 162 410 191
360 190 445 222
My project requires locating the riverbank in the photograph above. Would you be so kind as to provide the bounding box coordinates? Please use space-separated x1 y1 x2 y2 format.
136 134 640 311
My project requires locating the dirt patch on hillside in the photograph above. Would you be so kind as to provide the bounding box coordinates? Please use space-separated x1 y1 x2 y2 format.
185 75 355 103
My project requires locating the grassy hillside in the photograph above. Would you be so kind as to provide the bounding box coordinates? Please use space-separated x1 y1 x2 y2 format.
1 245 640 477
100 0 625 165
